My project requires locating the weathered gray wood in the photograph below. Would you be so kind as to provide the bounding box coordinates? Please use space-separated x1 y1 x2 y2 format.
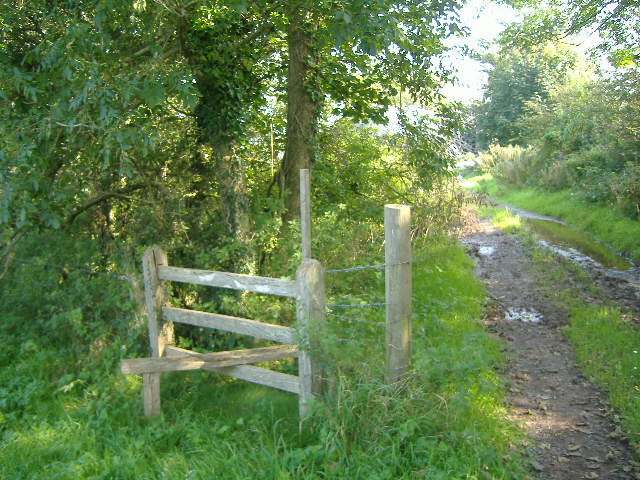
296 258 326 417
142 373 160 416
300 169 311 260
142 246 173 416
157 266 297 297
162 307 295 344
165 347 301 394
121 345 299 374
209 365 301 394
384 205 412 384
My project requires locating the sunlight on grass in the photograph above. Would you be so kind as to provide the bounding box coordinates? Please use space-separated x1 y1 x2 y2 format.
459 173 492 189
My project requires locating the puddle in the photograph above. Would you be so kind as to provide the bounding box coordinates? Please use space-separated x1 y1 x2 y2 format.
524 218 632 271
506 308 543 324
537 240 598 266
478 246 496 256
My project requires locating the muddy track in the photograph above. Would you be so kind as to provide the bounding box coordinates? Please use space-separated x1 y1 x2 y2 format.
460 215 639 480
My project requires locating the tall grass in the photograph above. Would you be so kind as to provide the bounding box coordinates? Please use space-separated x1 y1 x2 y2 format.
567 305 640 448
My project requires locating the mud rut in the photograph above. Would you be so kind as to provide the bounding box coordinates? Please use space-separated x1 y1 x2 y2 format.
460 215 639 480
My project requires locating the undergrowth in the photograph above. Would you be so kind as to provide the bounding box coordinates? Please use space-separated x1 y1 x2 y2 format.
0 221 527 479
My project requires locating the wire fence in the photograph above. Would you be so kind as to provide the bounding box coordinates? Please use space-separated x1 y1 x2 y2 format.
325 260 411 274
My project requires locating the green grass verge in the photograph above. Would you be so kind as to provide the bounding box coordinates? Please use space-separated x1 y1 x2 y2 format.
0 237 526 480
566 305 640 447
471 176 640 263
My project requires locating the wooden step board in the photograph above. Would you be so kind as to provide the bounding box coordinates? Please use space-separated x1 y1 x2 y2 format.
121 344 298 375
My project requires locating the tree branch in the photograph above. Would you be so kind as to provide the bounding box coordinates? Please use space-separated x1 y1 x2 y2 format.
66 183 148 226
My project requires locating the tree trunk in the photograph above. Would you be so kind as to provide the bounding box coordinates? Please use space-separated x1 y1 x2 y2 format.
281 6 319 223
214 142 250 240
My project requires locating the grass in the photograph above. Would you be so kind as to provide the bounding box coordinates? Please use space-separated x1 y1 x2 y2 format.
0 233 527 479
483 206 640 454
566 305 640 446
470 175 640 263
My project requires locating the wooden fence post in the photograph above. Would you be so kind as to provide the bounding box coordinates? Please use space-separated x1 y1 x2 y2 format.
384 204 412 384
296 258 326 417
142 246 174 416
300 169 312 260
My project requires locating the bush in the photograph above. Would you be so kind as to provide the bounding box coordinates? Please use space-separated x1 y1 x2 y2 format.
479 144 538 187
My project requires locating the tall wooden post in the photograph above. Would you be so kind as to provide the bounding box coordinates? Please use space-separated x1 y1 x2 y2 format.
300 169 311 260
142 246 174 416
384 205 412 384
296 258 325 417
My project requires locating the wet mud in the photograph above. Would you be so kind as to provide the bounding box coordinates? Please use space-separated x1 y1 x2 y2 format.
461 214 640 480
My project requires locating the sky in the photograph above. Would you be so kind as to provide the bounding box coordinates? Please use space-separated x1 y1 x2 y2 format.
442 0 605 103
442 0 521 103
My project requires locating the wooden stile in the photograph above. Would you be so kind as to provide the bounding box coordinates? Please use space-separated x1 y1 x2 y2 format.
124 170 325 420
125 249 325 417
142 246 173 416
205 365 301 394
121 345 298 374
300 169 312 260
296 258 326 416
164 347 302 394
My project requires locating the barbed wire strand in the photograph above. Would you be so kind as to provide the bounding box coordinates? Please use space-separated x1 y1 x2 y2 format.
327 302 387 308
325 260 412 275
326 311 385 327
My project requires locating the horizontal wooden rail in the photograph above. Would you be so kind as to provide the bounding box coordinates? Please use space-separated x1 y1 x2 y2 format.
157 266 297 297
121 345 298 375
163 307 295 344
166 346 301 394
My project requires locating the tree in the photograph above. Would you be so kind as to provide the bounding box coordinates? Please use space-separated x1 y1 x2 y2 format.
474 43 577 148
0 0 466 274
498 0 640 66
278 0 465 220
0 0 200 266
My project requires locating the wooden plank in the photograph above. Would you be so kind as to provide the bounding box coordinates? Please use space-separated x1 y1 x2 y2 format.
300 169 312 260
157 266 296 297
164 347 301 394
162 307 295 344
208 365 301 394
296 258 326 417
122 345 299 374
384 204 412 384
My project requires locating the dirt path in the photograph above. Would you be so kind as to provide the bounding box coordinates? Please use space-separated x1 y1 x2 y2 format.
460 215 639 480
